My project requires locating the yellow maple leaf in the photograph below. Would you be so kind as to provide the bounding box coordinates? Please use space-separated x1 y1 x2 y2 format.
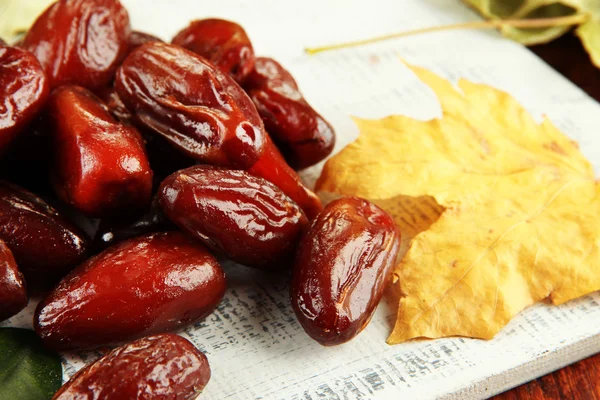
316 64 600 343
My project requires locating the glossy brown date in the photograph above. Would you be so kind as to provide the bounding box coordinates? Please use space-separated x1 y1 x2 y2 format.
47 85 153 218
35 231 226 351
21 0 130 90
291 197 400 346
245 57 335 170
248 135 322 220
0 240 28 322
0 181 89 284
0 45 49 153
159 166 308 269
172 18 255 84
53 334 210 400
115 42 265 169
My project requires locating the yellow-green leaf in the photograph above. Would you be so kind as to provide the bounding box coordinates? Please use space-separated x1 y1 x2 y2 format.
464 0 579 45
575 0 600 67
464 0 600 68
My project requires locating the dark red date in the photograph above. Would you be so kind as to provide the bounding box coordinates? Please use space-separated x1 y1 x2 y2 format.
159 166 308 269
291 197 400 346
36 231 226 351
47 85 153 217
21 0 130 90
248 135 322 220
245 57 335 170
0 45 49 153
172 18 255 84
0 181 89 284
116 42 265 169
0 240 28 322
53 334 210 400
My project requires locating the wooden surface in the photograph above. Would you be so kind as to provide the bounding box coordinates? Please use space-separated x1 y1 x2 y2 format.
494 34 600 400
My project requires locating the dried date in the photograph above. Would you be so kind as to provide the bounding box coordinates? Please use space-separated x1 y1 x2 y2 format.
36 231 226 350
21 0 130 90
53 334 210 400
115 42 265 169
159 166 308 269
172 18 255 84
291 197 400 345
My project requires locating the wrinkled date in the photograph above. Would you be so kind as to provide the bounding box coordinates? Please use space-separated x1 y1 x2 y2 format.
47 85 153 218
245 57 335 170
36 231 226 351
291 197 400 346
0 240 28 322
0 45 49 153
0 181 89 284
21 0 130 90
248 136 322 220
172 18 255 84
53 334 210 400
116 42 265 169
159 166 308 269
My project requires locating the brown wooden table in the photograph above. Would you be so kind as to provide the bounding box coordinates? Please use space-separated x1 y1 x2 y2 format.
493 34 600 400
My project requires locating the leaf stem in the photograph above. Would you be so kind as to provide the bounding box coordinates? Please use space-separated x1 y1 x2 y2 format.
305 13 589 55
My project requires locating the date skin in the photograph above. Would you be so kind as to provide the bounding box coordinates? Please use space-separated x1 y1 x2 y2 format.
47 85 153 218
53 334 210 400
116 42 265 169
159 166 308 269
248 135 322 220
172 18 255 84
0 45 49 153
0 240 27 322
36 231 226 351
244 57 335 170
21 0 130 90
291 197 400 346
0 181 89 284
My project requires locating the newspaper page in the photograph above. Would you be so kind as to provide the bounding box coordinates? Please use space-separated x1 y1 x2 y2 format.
3 0 600 399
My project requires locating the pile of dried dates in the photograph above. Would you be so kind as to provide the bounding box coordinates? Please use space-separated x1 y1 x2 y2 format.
0 0 401 398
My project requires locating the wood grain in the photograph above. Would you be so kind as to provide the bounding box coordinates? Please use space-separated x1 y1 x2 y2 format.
495 33 600 400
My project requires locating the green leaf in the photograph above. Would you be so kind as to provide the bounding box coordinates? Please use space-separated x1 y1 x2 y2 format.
0 328 62 400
